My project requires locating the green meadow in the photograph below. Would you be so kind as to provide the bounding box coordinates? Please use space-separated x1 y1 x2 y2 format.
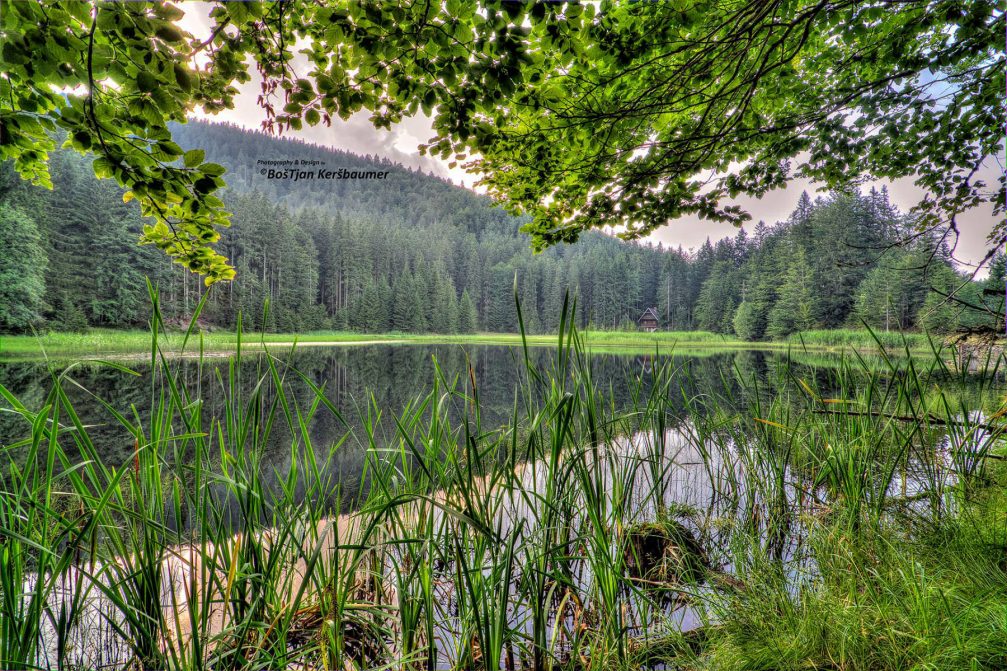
0 327 938 361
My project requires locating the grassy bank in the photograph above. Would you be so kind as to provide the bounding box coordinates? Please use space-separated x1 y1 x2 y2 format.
0 326 938 360
0 301 1004 670
784 328 933 350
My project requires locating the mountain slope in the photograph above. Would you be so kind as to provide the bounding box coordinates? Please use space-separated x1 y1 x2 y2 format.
2 120 991 336
0 120 672 333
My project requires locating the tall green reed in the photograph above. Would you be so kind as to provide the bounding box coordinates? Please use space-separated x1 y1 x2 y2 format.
0 288 1003 671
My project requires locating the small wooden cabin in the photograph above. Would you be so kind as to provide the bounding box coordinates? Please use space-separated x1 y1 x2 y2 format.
638 307 659 332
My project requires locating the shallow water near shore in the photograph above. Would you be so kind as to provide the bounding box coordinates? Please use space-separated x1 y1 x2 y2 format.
1 341 1003 670
0 344 854 512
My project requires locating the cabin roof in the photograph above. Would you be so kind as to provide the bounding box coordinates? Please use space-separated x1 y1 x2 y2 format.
638 307 659 321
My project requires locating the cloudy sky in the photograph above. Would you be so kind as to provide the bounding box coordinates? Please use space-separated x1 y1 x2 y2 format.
180 5 1002 275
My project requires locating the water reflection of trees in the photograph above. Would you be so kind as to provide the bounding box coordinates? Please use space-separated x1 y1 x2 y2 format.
0 348 876 458
1 345 985 512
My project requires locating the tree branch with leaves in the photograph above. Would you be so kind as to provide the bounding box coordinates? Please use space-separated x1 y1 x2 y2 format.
2 0 1002 283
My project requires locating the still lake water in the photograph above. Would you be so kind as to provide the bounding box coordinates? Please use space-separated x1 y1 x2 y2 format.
0 344 831 483
1 343 995 519
3 344 1001 670
0 343 853 537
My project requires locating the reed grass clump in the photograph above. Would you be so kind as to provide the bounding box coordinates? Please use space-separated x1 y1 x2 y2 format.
785 328 932 351
0 291 1004 670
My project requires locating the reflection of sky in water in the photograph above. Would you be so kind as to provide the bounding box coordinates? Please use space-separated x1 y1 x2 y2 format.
31 415 996 670
2 345 998 515
7 345 1002 669
0 345 763 489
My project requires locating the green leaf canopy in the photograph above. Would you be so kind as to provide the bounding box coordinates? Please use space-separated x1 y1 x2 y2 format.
3 1 1003 281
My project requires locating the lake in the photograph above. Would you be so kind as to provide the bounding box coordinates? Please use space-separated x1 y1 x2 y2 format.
0 344 865 510
1 342 1002 670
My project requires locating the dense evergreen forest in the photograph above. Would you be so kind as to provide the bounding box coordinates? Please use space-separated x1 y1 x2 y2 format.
0 121 1001 336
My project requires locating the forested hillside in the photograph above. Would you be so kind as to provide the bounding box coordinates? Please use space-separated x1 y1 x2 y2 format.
0 121 1001 336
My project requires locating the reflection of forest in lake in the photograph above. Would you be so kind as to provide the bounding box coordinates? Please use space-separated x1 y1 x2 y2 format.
0 344 990 511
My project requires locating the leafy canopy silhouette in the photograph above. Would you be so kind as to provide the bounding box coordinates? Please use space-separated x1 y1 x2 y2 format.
2 1 1002 282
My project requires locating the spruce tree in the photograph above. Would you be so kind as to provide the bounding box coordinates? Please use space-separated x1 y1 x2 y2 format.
852 252 927 331
694 262 740 333
767 247 816 338
458 289 478 333
0 204 47 332
980 251 1006 332
733 301 759 341
390 272 414 331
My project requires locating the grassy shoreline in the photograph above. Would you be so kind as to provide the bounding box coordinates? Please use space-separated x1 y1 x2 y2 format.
0 327 936 360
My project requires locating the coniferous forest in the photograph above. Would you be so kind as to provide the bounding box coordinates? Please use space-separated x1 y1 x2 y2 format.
1 121 1001 337
2 3 1005 671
